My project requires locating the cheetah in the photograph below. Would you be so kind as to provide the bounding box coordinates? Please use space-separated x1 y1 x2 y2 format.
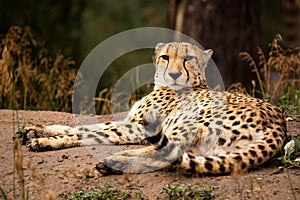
22 42 286 175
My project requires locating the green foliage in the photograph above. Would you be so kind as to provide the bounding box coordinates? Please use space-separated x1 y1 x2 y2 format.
0 187 8 200
159 184 215 200
0 26 81 112
68 183 215 200
68 182 146 200
278 135 300 168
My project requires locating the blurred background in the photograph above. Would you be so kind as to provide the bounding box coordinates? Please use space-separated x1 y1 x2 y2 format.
0 0 299 115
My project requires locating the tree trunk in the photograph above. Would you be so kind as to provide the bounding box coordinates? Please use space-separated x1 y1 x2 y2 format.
283 0 300 48
168 0 260 89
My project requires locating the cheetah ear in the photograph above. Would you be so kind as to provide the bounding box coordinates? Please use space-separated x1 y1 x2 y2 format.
154 43 166 62
203 49 213 62
155 42 165 51
204 49 213 58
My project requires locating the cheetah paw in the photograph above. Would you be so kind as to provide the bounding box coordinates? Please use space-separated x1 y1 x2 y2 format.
95 162 124 175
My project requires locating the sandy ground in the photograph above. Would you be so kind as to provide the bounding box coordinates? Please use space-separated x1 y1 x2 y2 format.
0 109 299 199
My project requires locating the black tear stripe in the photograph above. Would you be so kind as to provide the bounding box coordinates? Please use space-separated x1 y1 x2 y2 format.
183 60 190 84
163 59 169 80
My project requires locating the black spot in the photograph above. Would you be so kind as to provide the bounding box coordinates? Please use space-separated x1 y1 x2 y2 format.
269 144 276 150
219 164 226 173
233 155 242 162
104 122 111 125
240 135 248 140
204 161 213 171
232 130 240 135
241 162 247 169
218 137 226 145
219 156 226 160
249 150 257 157
94 137 103 144
215 128 222 136
246 118 253 123
205 157 214 161
96 131 106 137
266 139 273 143
256 129 261 133
250 112 257 117
229 116 235 120
261 150 268 157
223 125 231 130
87 134 96 138
266 106 273 111
249 135 253 141
125 124 132 129
249 158 255 165
262 121 268 126
189 159 197 171
233 121 240 126
116 131 122 136
257 157 263 163
226 110 233 114
258 145 265 150
216 121 223 125
188 154 195 159
208 127 214 135
204 122 210 127
241 124 248 129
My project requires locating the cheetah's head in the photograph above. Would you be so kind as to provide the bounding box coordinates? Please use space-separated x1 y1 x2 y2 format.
153 42 213 91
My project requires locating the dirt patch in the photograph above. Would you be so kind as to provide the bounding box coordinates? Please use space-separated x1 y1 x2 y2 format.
0 110 299 199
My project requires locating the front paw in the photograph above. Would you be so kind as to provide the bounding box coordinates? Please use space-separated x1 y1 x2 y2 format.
14 125 43 145
95 162 124 176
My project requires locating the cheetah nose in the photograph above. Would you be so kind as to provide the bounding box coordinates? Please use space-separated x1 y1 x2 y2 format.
168 72 182 80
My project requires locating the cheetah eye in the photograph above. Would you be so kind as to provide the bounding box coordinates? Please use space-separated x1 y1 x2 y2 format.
160 55 169 61
184 56 194 61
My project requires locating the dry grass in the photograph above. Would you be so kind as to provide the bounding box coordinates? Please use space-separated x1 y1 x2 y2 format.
0 26 81 112
94 83 153 115
240 34 300 117
240 34 300 101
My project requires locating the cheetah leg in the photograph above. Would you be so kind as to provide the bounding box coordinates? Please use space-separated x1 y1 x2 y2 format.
95 125 196 174
24 119 161 151
25 111 162 151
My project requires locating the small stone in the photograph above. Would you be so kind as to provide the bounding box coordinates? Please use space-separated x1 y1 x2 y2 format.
37 159 44 164
62 154 69 159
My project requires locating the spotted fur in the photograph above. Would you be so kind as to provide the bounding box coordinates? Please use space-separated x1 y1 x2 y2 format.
23 42 286 175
